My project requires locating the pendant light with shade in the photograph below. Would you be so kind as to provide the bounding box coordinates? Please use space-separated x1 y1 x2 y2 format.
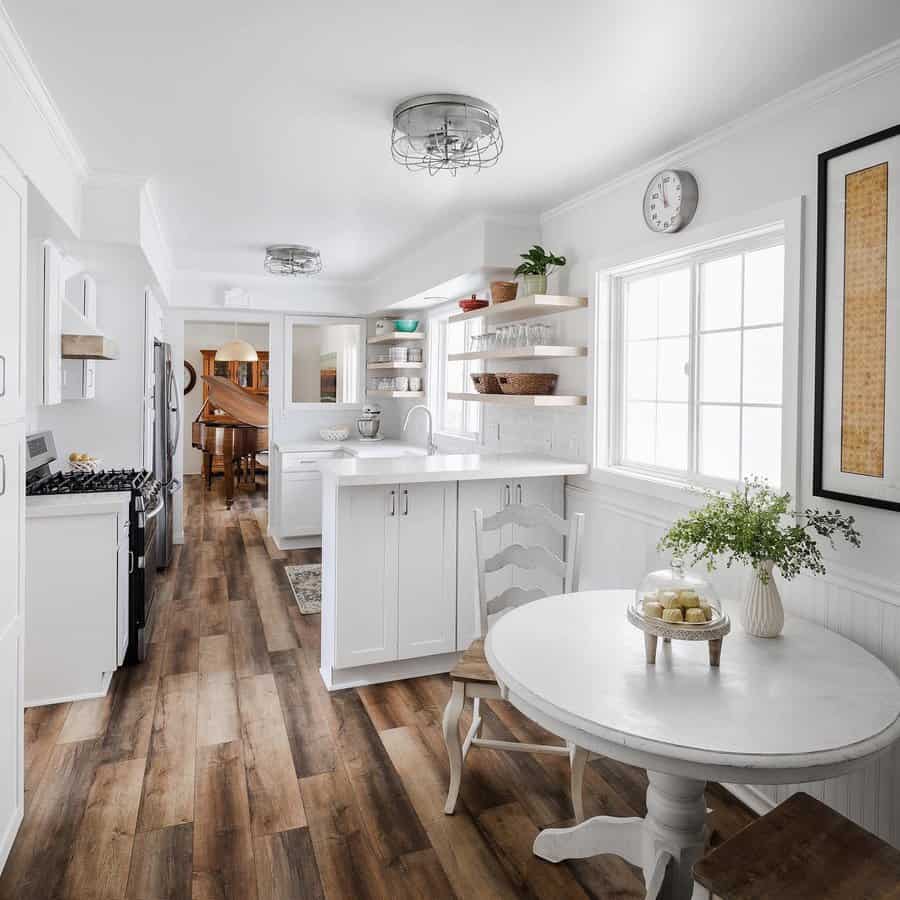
215 322 258 362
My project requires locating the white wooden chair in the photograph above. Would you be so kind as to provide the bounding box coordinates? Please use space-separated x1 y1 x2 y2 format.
442 502 588 818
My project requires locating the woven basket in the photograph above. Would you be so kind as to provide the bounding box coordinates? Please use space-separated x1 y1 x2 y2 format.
470 373 502 394
490 281 518 303
496 372 558 395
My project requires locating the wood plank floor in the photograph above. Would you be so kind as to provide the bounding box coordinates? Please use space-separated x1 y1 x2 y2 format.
0 475 756 899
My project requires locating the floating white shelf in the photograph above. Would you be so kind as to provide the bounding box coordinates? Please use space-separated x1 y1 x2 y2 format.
366 362 426 370
448 392 586 407
448 345 587 362
367 333 426 344
448 294 588 325
368 390 425 399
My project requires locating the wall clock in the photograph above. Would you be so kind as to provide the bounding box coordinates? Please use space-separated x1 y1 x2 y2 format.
643 169 699 233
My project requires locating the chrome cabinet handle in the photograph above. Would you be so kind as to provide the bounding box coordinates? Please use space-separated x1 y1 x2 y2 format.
0 453 5 496
389 489 396 516
0 354 5 397
504 483 510 506
129 550 134 574
402 489 409 516
516 483 523 504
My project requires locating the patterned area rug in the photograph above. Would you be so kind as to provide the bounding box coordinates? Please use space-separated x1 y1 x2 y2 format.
285 563 322 614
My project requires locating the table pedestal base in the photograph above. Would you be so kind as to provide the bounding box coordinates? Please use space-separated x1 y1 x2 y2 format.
533 771 708 900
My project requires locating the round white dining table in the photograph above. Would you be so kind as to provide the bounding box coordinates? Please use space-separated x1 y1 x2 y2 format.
484 590 900 900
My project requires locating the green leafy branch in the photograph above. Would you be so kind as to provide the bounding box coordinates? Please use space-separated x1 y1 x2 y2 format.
657 477 861 583
513 244 567 277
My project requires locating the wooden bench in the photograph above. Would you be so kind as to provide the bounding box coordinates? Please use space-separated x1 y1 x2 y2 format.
693 791 900 899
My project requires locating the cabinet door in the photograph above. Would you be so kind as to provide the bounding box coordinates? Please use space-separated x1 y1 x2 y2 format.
456 479 512 650
0 424 24 870
281 471 323 536
397 482 457 660
40 242 63 406
334 485 399 668
512 477 565 597
0 153 25 423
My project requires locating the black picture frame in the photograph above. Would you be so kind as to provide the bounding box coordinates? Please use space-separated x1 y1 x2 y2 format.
813 122 900 512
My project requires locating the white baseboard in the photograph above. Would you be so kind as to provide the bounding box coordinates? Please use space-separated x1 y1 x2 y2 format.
273 533 322 551
24 670 113 708
320 652 460 692
721 782 776 816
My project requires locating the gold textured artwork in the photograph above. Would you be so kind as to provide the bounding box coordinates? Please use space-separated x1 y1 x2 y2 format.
841 162 888 477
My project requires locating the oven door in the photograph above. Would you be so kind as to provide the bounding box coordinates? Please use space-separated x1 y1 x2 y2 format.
133 512 160 662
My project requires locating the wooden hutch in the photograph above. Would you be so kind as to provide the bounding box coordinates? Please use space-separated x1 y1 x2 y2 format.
199 349 269 474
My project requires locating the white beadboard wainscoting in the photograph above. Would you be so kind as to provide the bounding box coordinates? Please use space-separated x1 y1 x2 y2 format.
565 480 900 849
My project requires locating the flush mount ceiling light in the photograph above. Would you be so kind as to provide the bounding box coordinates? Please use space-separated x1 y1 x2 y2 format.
215 322 258 362
391 93 503 175
264 244 323 276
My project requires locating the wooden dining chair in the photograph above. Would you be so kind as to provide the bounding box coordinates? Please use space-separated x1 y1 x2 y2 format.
442 501 587 818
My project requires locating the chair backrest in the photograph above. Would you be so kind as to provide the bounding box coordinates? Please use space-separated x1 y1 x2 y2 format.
473 502 585 637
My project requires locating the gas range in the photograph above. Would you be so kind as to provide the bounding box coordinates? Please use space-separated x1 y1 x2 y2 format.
26 466 163 519
25 431 164 663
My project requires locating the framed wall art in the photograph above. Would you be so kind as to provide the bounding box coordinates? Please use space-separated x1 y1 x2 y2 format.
814 124 900 510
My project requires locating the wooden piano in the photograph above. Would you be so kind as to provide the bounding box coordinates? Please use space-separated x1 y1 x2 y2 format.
192 375 269 508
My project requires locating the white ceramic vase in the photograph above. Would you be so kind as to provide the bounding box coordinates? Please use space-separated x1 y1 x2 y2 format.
740 560 784 638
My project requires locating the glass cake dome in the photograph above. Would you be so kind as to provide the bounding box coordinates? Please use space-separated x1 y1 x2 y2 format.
635 557 722 626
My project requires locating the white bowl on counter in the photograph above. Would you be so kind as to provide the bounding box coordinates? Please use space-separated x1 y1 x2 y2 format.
319 427 350 442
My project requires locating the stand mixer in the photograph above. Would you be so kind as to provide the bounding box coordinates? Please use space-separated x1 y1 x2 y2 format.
356 405 383 440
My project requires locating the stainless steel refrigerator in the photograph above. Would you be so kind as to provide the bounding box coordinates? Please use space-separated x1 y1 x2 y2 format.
152 339 182 568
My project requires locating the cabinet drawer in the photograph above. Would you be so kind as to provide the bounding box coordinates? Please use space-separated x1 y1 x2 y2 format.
282 450 343 472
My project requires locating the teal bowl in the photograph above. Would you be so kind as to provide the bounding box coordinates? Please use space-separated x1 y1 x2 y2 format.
393 319 419 333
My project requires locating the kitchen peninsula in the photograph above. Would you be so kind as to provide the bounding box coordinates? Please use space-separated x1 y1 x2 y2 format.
317 452 587 689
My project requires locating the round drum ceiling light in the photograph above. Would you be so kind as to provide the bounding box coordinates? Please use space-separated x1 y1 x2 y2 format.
264 244 323 276
391 93 502 175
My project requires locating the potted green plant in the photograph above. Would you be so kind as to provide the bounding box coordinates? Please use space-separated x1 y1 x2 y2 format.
513 244 567 296
658 478 861 637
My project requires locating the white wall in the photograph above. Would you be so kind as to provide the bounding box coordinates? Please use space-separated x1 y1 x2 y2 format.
182 321 269 475
26 240 155 469
529 52 900 845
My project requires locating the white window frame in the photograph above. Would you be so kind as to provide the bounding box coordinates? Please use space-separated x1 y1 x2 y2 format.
592 199 802 504
428 305 483 442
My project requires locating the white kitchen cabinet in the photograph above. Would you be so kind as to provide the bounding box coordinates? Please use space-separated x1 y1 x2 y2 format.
334 484 399 668
0 145 25 875
273 448 344 542
397 482 457 660
333 481 458 669
62 274 97 401
0 156 26 423
25 496 130 706
33 240 63 406
456 476 564 649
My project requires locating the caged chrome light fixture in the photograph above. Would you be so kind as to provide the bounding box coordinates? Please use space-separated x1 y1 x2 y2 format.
391 93 503 175
264 244 323 276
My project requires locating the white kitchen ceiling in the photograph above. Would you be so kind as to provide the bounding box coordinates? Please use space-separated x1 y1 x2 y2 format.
7 0 900 280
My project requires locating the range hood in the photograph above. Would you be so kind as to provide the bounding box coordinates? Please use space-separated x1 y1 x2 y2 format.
61 333 120 360
61 298 119 360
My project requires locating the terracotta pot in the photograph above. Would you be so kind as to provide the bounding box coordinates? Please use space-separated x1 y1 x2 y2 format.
490 281 518 303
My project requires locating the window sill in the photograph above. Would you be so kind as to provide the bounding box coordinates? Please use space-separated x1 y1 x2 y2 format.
588 464 710 509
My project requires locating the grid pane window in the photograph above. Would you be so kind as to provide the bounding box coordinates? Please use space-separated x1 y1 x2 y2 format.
621 266 691 473
617 237 785 487
434 314 482 439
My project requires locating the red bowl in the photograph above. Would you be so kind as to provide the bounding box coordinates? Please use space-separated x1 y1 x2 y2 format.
459 299 489 312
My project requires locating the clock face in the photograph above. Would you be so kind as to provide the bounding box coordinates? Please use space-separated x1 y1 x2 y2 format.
643 169 698 233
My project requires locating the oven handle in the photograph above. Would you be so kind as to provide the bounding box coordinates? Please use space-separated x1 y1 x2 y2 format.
145 496 165 521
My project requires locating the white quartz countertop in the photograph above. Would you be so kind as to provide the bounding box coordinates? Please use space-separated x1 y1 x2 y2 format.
318 452 589 486
275 439 428 459
26 491 132 518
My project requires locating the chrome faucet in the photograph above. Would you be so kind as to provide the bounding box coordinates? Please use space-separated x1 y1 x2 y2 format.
403 404 437 455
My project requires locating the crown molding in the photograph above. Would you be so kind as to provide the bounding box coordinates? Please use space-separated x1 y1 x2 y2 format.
541 37 900 224
0 3 88 178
